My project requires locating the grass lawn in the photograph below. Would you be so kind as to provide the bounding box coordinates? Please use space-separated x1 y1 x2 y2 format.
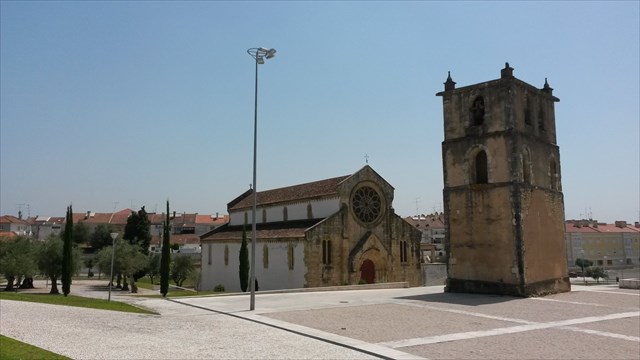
0 292 157 315
0 335 69 360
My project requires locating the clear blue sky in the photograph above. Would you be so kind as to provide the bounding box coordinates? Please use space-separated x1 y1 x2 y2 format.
1 1 638 223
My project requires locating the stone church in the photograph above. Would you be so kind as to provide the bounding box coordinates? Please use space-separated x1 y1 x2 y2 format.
437 63 571 297
199 165 422 292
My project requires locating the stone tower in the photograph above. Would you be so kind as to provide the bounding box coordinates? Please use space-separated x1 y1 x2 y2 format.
436 63 571 297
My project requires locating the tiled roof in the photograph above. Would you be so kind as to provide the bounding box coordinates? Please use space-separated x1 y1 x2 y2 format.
0 231 18 240
229 175 349 211
151 234 201 246
565 221 640 233
196 214 228 225
201 219 321 242
74 209 132 225
0 215 29 225
404 214 446 228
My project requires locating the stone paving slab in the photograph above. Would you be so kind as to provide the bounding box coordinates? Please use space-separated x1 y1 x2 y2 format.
1 281 639 360
264 303 518 343
403 328 639 360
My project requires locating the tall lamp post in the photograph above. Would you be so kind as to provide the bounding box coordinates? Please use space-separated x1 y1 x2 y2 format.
108 232 118 302
247 47 276 311
580 250 586 285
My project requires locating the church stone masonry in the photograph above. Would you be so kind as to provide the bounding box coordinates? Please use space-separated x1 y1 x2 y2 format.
437 63 571 297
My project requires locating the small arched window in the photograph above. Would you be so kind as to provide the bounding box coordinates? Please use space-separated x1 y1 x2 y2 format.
474 150 488 184
524 96 532 126
538 105 546 131
522 148 532 184
549 159 558 190
262 208 267 223
307 203 313 219
283 206 288 221
470 96 485 126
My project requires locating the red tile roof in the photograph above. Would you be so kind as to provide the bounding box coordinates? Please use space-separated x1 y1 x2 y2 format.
74 209 132 225
565 221 640 233
196 214 228 225
203 228 307 241
0 215 29 225
229 175 349 211
151 234 201 246
201 219 320 242
0 231 18 240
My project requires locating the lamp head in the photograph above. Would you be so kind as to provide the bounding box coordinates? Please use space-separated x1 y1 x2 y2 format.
265 48 276 59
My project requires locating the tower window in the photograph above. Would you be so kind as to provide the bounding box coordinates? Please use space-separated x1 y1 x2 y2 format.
538 105 545 131
307 203 313 219
522 148 532 184
262 208 267 223
470 96 485 126
524 96 532 126
550 159 558 190
474 150 488 184
283 206 288 221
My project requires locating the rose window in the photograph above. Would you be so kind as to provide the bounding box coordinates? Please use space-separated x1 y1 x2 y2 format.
352 186 382 224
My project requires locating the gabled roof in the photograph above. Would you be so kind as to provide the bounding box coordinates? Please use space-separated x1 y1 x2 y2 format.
74 209 132 225
196 214 228 225
0 215 29 225
229 175 349 211
404 213 446 228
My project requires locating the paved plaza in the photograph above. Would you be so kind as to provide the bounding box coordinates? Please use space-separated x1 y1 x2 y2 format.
1 280 639 359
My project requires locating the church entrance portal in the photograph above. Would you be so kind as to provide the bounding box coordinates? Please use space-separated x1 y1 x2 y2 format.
360 259 375 284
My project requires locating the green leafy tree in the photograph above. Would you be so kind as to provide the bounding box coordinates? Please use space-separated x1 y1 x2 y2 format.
90 224 114 251
147 253 161 285
95 241 147 292
84 258 95 277
123 206 152 255
37 235 64 294
239 224 249 292
72 222 91 245
575 258 593 268
36 235 80 295
170 254 194 287
160 201 171 297
0 236 37 291
586 266 608 284
62 205 74 296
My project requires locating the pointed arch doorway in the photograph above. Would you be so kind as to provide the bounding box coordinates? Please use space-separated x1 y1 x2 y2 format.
360 259 375 284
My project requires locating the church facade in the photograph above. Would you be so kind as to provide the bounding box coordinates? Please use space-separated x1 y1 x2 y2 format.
199 165 422 292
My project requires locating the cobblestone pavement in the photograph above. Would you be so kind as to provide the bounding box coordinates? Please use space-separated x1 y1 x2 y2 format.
1 280 639 359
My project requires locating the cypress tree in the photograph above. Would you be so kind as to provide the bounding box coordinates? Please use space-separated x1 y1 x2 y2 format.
160 201 171 297
61 205 73 296
239 223 249 292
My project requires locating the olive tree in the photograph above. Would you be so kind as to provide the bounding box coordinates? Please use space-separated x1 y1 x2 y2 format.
170 254 194 287
0 236 37 291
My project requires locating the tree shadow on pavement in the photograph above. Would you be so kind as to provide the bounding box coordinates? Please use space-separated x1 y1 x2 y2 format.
396 291 519 306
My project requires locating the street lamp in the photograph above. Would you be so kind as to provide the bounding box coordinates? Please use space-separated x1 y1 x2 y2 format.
108 232 118 302
603 255 607 283
580 250 586 285
247 47 276 311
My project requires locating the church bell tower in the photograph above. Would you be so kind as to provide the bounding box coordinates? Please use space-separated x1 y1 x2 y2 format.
437 63 571 297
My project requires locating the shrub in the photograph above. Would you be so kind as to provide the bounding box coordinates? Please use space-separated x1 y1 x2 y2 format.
214 284 225 292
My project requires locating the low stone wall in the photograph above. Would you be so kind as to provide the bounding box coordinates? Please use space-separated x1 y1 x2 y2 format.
619 278 640 289
422 263 447 286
